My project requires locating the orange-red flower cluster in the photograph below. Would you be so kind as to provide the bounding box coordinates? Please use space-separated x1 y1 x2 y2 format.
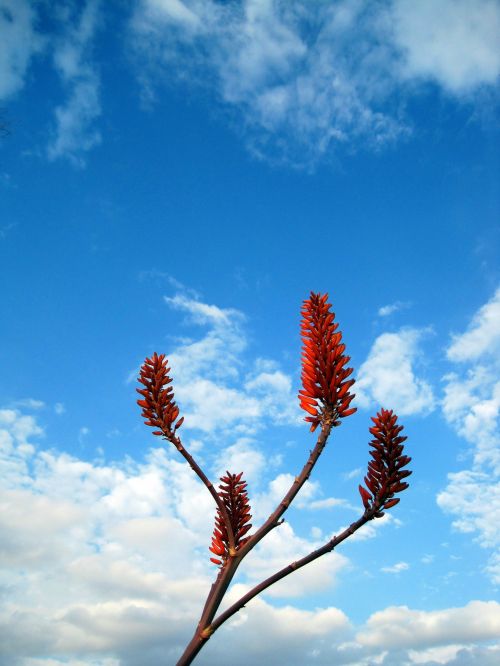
209 471 252 567
136 352 184 437
299 292 356 432
358 408 411 516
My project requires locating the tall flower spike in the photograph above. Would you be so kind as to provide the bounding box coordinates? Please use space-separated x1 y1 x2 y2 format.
299 292 356 432
209 471 253 568
358 408 411 517
136 352 184 438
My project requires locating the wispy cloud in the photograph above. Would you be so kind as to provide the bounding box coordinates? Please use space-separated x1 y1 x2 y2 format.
0 0 44 100
343 467 363 481
132 292 303 437
381 561 409 574
378 300 411 317
47 0 102 166
9 398 45 410
78 426 90 443
130 0 500 166
54 402 66 415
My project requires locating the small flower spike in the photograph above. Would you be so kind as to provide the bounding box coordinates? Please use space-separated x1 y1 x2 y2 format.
136 352 184 438
209 471 253 567
358 408 411 517
299 292 356 432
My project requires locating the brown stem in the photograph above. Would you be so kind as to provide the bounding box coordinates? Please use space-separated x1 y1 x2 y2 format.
235 421 334 562
168 432 237 552
208 509 375 636
175 421 334 665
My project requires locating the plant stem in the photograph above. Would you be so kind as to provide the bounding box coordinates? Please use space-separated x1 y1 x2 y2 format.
170 434 237 552
208 509 374 635
175 421 334 665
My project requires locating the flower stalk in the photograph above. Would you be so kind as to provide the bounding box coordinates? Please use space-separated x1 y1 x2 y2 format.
136 293 412 665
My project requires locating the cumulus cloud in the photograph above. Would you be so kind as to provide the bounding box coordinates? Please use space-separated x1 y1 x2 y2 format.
437 468 500 548
356 600 500 650
1 386 499 663
447 286 500 362
130 0 500 165
47 0 102 165
441 366 500 471
439 285 500 584
355 328 435 416
0 405 392 666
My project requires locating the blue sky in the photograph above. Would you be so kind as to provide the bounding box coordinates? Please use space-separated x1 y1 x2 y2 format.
1 1 500 665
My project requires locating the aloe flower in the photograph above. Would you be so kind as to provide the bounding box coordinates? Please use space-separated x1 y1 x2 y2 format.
359 408 412 516
209 471 253 567
299 292 356 432
136 352 184 437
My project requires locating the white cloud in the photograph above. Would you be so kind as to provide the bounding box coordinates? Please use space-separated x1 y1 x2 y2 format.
447 286 500 362
130 0 499 166
1 405 499 665
343 467 363 480
378 301 410 317
441 366 500 471
10 398 45 410
381 561 409 574
47 0 102 165
226 520 350 601
410 645 500 666
306 497 350 511
392 0 500 94
357 600 500 650
0 0 44 100
437 469 500 549
439 285 500 585
130 0 406 165
356 328 435 416
0 406 352 665
0 408 43 446
249 471 328 523
485 552 500 585
211 437 271 494
165 293 237 327
78 426 90 443
408 644 463 665
134 293 302 437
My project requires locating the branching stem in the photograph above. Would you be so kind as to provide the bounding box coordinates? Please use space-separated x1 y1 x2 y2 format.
169 433 237 553
175 421 334 666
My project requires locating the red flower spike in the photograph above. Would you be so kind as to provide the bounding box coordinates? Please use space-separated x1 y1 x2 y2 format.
136 352 183 438
299 292 357 431
358 409 411 516
209 471 253 569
